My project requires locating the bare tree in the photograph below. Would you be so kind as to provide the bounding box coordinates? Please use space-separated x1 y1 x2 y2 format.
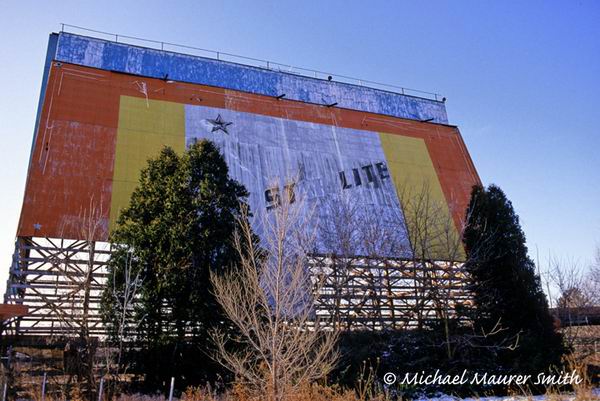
314 191 412 329
103 245 145 388
549 256 596 309
52 197 110 397
314 180 476 349
590 245 600 306
395 180 464 263
210 194 339 401
314 179 474 331
395 181 471 355
317 191 363 258
548 256 591 306
547 254 600 364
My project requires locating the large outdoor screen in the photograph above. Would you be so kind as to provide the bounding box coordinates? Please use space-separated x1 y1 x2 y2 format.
18 62 479 255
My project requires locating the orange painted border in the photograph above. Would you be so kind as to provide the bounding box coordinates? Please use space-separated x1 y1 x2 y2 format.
18 62 480 241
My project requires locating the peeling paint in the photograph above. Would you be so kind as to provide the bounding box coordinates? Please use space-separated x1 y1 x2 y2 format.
55 33 448 124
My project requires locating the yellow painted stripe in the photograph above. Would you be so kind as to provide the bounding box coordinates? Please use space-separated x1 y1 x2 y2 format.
109 96 185 230
379 133 463 260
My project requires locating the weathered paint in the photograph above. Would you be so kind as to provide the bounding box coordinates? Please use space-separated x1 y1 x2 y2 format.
19 64 118 240
379 134 463 259
18 62 480 244
379 134 448 209
30 33 59 167
110 96 185 227
54 33 448 124
0 304 28 320
184 101 411 255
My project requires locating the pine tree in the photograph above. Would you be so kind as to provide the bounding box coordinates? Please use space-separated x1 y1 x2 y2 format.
102 140 250 389
463 185 565 374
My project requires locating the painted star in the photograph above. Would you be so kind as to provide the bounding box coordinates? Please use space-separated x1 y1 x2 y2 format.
207 114 233 135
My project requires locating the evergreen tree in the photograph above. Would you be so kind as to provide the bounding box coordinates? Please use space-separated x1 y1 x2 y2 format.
463 185 565 374
102 140 249 389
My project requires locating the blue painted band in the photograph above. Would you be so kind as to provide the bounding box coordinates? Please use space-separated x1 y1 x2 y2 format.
53 32 448 124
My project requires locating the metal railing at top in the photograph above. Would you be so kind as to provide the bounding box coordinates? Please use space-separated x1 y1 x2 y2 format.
59 23 445 102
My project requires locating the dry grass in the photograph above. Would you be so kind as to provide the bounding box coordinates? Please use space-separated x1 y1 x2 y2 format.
14 361 599 401
114 394 172 401
112 383 389 401
109 384 600 401
13 385 600 401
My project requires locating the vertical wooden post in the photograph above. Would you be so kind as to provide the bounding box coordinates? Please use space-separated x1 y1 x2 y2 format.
97 377 104 401
41 372 47 401
2 382 7 401
168 377 175 401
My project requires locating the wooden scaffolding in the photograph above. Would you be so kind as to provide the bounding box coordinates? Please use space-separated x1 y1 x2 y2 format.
3 238 472 336
3 236 111 337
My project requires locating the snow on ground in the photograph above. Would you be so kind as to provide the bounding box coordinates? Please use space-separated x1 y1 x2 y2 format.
414 388 599 400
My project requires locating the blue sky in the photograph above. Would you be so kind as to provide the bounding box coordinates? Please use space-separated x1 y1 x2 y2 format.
0 0 599 294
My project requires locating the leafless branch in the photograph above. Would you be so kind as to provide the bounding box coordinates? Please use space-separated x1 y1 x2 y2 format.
210 190 339 401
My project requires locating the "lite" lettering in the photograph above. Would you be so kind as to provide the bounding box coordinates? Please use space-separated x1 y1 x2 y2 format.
339 162 389 190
